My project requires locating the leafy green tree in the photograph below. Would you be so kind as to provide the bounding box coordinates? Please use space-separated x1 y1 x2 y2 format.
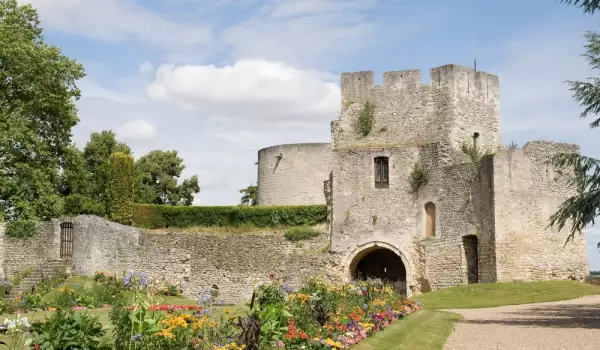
548 1 600 244
0 0 85 222
82 130 131 200
106 152 135 225
134 150 200 205
240 184 258 206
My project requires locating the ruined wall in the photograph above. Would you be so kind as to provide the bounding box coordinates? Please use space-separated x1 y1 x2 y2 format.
333 65 500 153
0 221 59 278
257 143 333 206
491 141 588 281
0 215 339 304
71 216 141 276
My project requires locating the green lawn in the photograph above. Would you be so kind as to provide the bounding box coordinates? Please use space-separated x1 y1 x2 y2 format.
413 280 600 309
352 310 461 350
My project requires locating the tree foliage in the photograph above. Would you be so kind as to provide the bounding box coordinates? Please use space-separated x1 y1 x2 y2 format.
83 130 131 198
240 184 258 206
135 150 200 206
549 1 600 246
0 0 85 222
560 0 600 13
105 152 135 225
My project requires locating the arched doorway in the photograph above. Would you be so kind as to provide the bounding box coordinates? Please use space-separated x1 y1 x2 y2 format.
349 247 407 296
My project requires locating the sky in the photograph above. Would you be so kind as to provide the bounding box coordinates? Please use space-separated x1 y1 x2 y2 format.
18 0 600 269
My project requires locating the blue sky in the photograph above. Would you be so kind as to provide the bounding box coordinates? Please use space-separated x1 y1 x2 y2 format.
20 0 600 269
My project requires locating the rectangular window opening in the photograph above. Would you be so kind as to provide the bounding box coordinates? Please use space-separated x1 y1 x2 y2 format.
374 157 389 189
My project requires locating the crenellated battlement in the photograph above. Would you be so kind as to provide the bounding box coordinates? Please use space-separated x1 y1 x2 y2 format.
341 64 499 103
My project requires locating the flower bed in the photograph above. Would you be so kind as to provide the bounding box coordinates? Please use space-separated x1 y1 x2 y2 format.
2 272 422 349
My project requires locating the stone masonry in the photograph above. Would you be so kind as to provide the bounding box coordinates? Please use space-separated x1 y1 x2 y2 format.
261 64 588 296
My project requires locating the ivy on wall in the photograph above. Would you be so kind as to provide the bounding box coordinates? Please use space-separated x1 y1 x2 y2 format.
410 160 429 193
105 152 135 225
355 101 375 137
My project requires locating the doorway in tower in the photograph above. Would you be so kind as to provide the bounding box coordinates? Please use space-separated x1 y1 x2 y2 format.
463 235 479 284
350 247 407 297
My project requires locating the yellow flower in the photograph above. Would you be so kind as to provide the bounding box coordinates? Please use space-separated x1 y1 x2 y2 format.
224 309 232 315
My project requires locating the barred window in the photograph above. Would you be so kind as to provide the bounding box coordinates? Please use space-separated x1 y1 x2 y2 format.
374 157 389 188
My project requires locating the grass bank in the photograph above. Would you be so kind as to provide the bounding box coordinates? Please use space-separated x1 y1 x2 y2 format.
413 280 600 309
352 310 461 350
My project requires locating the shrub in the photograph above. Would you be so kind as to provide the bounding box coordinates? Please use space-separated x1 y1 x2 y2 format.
63 194 106 216
410 160 429 193
355 101 375 137
5 219 37 238
284 226 321 242
29 309 108 349
132 204 327 229
106 152 135 225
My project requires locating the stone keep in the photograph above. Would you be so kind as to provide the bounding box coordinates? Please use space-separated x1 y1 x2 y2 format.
327 64 588 295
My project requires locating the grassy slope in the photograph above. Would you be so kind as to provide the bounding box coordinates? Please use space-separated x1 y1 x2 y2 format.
352 310 461 350
413 280 600 309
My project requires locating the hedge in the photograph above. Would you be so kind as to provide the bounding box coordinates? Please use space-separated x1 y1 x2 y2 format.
132 204 327 229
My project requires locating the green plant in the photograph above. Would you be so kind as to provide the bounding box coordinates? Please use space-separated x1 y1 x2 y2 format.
461 143 494 163
106 152 136 225
132 204 327 229
5 219 38 238
355 101 375 137
284 226 321 242
410 160 429 193
29 309 109 349
257 274 287 308
505 141 520 150
63 194 106 216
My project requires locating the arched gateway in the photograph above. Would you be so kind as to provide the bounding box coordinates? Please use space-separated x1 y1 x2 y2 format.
347 243 409 297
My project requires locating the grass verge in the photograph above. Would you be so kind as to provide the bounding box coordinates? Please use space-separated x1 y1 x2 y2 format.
413 280 600 309
352 310 461 350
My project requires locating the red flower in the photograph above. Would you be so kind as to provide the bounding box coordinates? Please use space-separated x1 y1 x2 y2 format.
34 345 40 350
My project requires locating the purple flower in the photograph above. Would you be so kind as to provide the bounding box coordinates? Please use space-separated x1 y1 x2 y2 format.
282 284 295 293
131 334 143 342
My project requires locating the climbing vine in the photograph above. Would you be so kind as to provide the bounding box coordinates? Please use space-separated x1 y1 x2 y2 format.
355 101 375 137
410 160 429 193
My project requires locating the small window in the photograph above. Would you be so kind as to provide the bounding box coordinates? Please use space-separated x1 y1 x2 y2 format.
374 157 389 188
425 202 436 237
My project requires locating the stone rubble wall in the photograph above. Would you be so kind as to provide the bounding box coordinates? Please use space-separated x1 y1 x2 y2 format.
0 221 59 279
0 216 340 304
491 141 588 281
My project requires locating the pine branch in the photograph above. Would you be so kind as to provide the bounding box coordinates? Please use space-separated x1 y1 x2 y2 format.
546 153 600 240
560 0 600 13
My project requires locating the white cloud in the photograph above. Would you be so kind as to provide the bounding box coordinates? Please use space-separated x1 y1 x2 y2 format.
19 0 212 48
139 61 154 75
116 120 158 141
146 59 340 125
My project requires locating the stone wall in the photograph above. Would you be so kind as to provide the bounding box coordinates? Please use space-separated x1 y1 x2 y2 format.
257 143 333 206
333 65 500 153
0 215 339 304
491 141 588 281
0 221 59 279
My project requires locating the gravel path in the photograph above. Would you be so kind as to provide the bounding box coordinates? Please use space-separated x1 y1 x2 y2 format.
443 295 600 350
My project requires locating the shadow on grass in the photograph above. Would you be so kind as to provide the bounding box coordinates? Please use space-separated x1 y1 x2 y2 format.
460 303 600 329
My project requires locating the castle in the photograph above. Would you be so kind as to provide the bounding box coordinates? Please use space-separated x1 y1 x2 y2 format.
258 64 588 295
0 64 589 303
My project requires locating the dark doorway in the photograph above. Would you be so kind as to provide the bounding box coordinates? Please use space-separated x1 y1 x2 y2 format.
351 247 407 296
60 222 74 259
463 235 478 284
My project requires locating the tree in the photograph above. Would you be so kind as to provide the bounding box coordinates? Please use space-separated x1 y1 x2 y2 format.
134 150 200 205
0 0 85 222
547 1 600 245
240 184 258 206
82 130 131 200
106 152 135 225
